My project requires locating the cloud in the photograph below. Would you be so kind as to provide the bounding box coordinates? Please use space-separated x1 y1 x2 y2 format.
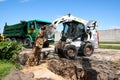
0 0 6 2
20 0 30 3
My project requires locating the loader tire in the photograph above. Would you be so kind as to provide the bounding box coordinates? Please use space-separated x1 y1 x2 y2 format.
64 45 78 60
55 46 64 58
43 41 49 48
81 42 94 56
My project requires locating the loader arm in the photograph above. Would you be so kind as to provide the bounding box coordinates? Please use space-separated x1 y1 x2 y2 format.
52 14 87 29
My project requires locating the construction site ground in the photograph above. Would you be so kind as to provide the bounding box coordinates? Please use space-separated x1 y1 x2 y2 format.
2 45 120 80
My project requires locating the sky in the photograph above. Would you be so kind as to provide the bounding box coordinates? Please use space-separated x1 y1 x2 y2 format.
0 0 120 33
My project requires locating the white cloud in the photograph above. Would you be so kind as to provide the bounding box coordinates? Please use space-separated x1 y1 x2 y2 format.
20 0 30 3
0 0 6 2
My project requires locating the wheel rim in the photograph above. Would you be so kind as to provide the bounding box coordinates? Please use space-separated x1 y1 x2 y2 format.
85 46 92 55
67 49 76 57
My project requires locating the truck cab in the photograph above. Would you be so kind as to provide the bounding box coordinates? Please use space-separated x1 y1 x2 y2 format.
24 20 53 47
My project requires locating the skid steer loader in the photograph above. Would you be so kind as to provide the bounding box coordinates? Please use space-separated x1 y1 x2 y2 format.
53 14 99 59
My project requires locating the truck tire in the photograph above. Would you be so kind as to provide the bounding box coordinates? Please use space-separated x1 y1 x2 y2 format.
64 45 78 60
24 38 32 48
11 38 16 41
81 42 94 56
5 38 11 41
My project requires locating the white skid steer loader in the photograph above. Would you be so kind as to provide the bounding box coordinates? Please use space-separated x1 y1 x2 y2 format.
52 14 99 59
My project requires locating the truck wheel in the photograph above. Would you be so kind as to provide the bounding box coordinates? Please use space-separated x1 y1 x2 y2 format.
43 41 49 48
81 42 94 56
5 38 11 41
64 45 78 59
24 38 32 47
11 38 16 41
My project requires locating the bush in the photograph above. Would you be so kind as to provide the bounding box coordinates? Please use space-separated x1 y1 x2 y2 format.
0 41 23 61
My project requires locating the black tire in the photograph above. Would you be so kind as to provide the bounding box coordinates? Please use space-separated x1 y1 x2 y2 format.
5 38 11 41
11 38 16 41
80 42 94 56
43 41 49 48
64 45 78 59
24 38 32 47
54 46 64 58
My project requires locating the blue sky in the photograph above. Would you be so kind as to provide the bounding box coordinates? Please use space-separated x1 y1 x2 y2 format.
0 0 120 33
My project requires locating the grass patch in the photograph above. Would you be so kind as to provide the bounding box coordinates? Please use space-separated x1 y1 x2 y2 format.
99 45 120 50
0 60 15 79
100 42 120 44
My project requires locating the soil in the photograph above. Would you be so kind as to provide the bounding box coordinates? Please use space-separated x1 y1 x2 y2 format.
2 47 120 80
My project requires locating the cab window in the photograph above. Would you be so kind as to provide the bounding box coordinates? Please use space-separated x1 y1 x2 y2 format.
30 22 35 29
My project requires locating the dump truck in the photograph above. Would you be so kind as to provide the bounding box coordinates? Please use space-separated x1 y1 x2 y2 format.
3 20 54 47
52 14 99 59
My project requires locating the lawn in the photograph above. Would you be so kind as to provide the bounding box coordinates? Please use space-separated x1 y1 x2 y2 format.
0 60 15 79
99 42 120 50
100 42 120 44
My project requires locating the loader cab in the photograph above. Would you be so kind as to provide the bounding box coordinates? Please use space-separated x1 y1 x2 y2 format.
62 21 86 41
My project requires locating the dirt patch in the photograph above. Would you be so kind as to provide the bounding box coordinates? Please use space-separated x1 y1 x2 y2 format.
2 48 120 80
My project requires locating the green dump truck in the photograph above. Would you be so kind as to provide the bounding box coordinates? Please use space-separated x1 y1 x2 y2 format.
3 20 54 47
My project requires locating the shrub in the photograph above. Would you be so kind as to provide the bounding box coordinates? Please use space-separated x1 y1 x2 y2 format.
0 41 23 61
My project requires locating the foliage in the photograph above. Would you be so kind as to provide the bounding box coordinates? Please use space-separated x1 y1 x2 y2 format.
0 41 23 79
0 41 23 60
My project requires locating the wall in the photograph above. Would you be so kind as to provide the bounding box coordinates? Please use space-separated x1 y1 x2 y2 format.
54 29 120 42
98 29 120 42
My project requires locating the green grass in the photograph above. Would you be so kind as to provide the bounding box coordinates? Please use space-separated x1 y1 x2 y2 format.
99 45 120 50
0 60 15 79
100 42 120 44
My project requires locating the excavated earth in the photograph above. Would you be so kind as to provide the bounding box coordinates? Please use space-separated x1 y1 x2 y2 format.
2 46 120 80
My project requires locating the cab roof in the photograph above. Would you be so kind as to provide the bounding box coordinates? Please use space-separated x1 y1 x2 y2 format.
28 20 51 24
